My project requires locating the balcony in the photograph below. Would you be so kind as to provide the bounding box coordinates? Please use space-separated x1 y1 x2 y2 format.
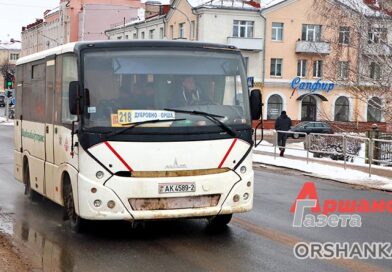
295 40 330 54
227 37 263 51
363 43 391 56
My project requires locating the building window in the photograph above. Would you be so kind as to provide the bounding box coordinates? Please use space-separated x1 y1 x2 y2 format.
339 27 350 45
159 27 164 39
170 25 174 39
313 60 323 78
370 62 381 80
267 95 283 120
149 29 155 39
141 32 145 39
10 53 19 60
270 58 282 77
191 21 195 39
244 57 249 73
367 97 382 122
133 33 137 39
125 35 129 40
301 95 317 121
297 60 307 77
302 24 321 42
368 27 387 43
233 20 254 38
117 36 122 40
179 23 185 38
338 61 349 79
272 22 284 41
334 96 349 122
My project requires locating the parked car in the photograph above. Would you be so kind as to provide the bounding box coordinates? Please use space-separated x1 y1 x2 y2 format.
290 121 334 138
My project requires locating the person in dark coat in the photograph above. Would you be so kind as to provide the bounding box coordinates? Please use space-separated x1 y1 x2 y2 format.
170 76 210 107
275 111 292 157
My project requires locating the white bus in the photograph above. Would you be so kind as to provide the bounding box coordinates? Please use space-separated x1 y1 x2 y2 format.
14 41 262 232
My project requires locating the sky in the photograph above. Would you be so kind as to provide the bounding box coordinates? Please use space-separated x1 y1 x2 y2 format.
0 0 59 42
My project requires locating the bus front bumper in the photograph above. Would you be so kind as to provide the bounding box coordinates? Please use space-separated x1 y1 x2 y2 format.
77 170 253 221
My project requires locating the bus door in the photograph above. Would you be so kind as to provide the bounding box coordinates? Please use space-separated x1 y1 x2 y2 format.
44 57 56 200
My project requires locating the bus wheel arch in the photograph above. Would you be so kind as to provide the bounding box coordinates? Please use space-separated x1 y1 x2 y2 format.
62 171 86 232
22 155 39 200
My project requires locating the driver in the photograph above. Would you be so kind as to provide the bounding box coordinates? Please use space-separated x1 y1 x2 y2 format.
170 76 210 107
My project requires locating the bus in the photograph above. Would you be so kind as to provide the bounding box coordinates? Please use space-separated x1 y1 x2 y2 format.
14 41 262 232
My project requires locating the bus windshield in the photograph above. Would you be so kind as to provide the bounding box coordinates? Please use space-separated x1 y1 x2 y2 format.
82 49 250 131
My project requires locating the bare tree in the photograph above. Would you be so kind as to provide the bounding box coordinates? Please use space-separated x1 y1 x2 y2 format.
312 0 392 124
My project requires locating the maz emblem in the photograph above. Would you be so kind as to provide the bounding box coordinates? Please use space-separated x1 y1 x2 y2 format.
165 158 187 170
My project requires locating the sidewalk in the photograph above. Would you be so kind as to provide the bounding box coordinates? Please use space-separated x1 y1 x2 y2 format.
253 149 392 192
0 117 14 126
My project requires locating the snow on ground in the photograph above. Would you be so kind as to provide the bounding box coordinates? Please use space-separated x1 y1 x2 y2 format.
256 136 389 168
0 117 14 126
253 154 392 191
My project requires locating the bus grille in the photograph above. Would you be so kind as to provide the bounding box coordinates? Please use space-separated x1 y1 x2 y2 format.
128 195 221 211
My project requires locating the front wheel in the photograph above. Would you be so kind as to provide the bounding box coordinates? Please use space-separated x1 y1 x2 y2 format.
24 162 39 201
207 214 232 228
64 180 86 233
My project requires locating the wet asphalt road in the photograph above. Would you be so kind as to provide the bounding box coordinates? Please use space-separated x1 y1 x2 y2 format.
0 126 392 272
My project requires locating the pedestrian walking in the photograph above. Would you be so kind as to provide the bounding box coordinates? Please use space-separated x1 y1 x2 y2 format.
275 111 292 157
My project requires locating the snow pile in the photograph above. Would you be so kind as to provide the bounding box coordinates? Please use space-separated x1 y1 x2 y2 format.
0 117 14 126
253 153 392 191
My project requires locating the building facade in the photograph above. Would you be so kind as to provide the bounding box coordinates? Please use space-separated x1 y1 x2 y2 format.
0 41 21 91
106 3 169 40
21 0 142 56
106 0 265 85
261 0 390 130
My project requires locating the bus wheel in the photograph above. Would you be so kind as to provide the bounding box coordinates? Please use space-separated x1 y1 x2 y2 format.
23 162 39 201
64 179 86 233
207 214 232 228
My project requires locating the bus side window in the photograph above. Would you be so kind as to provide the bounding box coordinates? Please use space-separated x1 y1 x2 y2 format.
61 55 78 123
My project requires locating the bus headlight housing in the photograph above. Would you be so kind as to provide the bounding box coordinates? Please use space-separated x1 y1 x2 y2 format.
96 171 104 179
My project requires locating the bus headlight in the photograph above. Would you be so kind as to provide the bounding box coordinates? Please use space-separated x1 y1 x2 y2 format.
243 193 249 200
94 199 102 208
107 201 116 209
96 171 104 179
240 166 247 174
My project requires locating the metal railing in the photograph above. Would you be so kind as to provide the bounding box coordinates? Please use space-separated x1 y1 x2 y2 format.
264 130 392 178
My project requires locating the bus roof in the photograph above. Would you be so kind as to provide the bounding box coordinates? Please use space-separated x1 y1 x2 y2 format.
16 40 240 66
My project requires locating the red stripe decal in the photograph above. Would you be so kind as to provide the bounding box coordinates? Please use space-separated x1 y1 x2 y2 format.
218 138 238 168
104 141 133 172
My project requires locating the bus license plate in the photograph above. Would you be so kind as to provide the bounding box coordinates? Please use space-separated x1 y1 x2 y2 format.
159 183 196 194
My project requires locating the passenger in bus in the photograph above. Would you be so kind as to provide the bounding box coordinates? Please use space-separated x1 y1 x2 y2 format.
117 83 156 110
136 83 156 109
170 76 210 107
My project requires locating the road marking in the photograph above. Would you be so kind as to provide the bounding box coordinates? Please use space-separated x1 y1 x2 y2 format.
232 218 387 272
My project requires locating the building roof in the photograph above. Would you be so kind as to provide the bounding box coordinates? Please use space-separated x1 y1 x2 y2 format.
260 0 286 9
191 0 260 10
0 42 21 51
337 0 391 17
260 0 392 17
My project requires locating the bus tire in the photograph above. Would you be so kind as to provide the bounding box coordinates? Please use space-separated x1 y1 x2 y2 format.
23 161 39 201
63 176 86 233
207 214 232 228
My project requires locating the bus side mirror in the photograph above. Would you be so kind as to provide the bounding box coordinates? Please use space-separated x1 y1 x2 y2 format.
250 89 262 120
69 81 81 115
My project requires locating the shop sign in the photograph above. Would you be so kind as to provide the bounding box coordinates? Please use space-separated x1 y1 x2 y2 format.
291 77 335 93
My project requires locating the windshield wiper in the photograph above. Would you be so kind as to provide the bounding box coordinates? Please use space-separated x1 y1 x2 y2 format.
164 108 237 137
103 118 186 138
